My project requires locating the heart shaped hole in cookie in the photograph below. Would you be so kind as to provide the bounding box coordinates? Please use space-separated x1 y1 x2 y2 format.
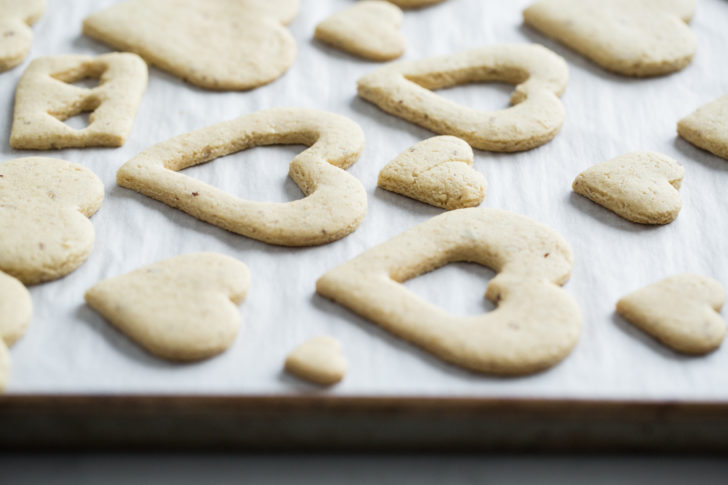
421 81 515 112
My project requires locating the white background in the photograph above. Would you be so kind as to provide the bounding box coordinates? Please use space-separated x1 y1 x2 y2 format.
2 0 728 400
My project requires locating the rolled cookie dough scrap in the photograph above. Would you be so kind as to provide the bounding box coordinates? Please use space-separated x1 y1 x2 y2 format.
523 0 696 77
285 336 348 386
116 108 367 247
378 136 487 209
0 270 33 393
617 274 726 355
10 53 148 150
82 0 298 90
0 157 104 285
317 208 582 376
572 151 684 225
357 44 568 152
85 253 250 362
677 95 728 161
0 0 45 72
315 1 406 61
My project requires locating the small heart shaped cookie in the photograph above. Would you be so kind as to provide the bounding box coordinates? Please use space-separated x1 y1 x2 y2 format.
0 157 104 285
0 270 32 392
85 253 250 361
0 0 45 72
677 94 728 161
572 151 684 224
617 274 726 354
315 1 405 61
378 136 487 210
285 336 348 385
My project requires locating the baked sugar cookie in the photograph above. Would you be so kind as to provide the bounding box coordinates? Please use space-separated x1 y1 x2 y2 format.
572 151 684 225
617 274 726 355
10 53 148 150
378 136 487 209
315 1 406 61
117 108 367 247
0 270 32 393
0 157 104 285
677 95 728 161
523 0 696 77
83 0 297 90
357 44 568 151
285 336 348 385
0 0 45 72
317 208 582 376
85 253 250 361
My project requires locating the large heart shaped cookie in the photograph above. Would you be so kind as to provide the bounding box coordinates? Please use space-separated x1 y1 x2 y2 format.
285 336 348 385
617 274 726 354
117 108 367 247
0 0 45 72
678 94 728 161
378 136 487 210
0 157 104 285
357 44 568 152
572 151 684 225
85 253 250 361
315 1 406 61
0 270 32 392
82 0 298 90
317 208 582 376
523 0 696 77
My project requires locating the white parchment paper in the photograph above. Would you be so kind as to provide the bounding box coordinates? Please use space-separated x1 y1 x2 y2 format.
3 0 728 399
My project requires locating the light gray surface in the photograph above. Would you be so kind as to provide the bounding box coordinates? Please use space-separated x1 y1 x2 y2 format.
3 0 728 398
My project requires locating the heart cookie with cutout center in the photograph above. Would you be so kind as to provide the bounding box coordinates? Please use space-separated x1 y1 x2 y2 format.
617 274 726 355
378 136 487 210
315 1 406 61
572 151 684 225
0 270 33 392
85 253 250 361
0 157 104 285
285 336 348 385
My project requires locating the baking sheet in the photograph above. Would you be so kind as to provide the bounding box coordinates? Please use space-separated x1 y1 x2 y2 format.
2 0 728 399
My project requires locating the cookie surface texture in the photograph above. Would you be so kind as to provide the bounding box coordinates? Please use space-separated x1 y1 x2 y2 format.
572 151 684 225
0 157 104 285
117 108 367 246
677 95 728 161
85 253 250 361
317 208 582 376
82 0 298 90
0 270 32 392
315 1 406 61
357 44 568 152
523 0 696 77
616 274 726 355
10 53 148 150
0 0 45 72
378 136 487 209
285 336 348 385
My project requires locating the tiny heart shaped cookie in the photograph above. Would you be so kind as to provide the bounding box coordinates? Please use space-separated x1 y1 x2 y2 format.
0 0 45 72
285 336 348 385
85 253 250 361
572 151 684 225
0 157 104 285
0 270 33 392
523 0 696 77
617 274 726 354
315 1 406 61
378 136 487 210
678 94 728 161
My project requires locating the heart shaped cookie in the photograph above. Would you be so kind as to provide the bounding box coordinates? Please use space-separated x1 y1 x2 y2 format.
677 94 728 161
0 270 32 392
617 274 726 354
117 108 367 247
85 253 250 361
82 0 297 90
378 136 487 210
0 0 45 72
285 336 348 385
572 151 684 225
0 157 104 285
357 44 568 151
523 0 696 77
315 1 406 61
